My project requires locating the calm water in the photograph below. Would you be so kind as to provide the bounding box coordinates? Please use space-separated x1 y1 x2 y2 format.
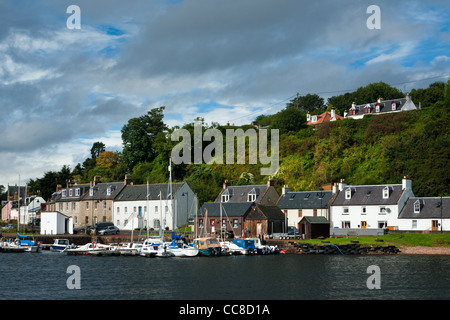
0 251 449 300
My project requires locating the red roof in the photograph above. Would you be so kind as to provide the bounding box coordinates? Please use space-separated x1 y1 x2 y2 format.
307 110 343 126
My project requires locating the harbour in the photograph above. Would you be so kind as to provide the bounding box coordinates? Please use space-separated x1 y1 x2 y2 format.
0 250 449 300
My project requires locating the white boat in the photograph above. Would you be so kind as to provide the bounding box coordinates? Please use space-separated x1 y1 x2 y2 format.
220 241 246 255
168 239 199 257
51 239 77 252
111 242 143 255
65 242 107 255
245 237 279 254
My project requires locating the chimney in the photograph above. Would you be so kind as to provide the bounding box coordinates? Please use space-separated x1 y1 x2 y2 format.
56 184 62 192
402 176 412 190
352 102 356 109
338 179 347 191
306 112 311 122
223 180 231 189
332 183 338 194
124 174 132 185
282 185 290 195
93 176 101 186
344 110 348 118
331 108 335 119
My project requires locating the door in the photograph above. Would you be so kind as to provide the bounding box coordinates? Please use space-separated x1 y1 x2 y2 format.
432 220 439 231
361 221 367 229
257 223 262 236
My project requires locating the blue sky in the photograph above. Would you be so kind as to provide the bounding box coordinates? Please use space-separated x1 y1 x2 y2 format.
0 0 449 190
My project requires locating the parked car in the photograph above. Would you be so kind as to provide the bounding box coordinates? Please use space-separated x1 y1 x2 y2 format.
98 226 120 235
95 221 114 233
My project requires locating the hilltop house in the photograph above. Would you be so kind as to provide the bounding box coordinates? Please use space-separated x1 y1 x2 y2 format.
329 177 414 235
113 182 197 232
344 94 418 119
398 197 450 232
277 186 335 229
307 108 344 126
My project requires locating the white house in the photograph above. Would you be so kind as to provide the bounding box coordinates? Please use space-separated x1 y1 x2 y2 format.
277 186 335 228
40 211 73 235
113 182 197 232
344 94 418 119
330 177 414 233
398 197 450 232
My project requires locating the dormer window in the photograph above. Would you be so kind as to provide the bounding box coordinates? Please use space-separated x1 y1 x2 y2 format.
391 102 396 111
107 185 115 196
62 190 67 197
69 189 73 197
89 187 96 196
414 200 421 213
221 189 230 203
375 104 380 113
345 188 352 200
75 188 80 196
248 188 257 202
312 116 317 123
383 186 390 199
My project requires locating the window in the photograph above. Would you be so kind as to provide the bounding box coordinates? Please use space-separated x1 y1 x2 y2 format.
362 207 366 214
155 206 158 213
414 200 421 213
345 188 352 200
379 207 386 214
75 188 80 196
342 221 351 228
62 190 66 197
72 202 76 210
103 202 106 210
89 188 94 196
86 202 89 209
383 187 390 199
233 219 239 228
298 209 302 218
391 102 396 111
94 202 98 210
412 220 417 229
116 220 120 227
248 193 256 202
343 207 349 214
199 218 204 228
69 189 73 197
222 193 230 203
222 219 226 229
85 216 89 224
378 221 387 228
375 104 380 113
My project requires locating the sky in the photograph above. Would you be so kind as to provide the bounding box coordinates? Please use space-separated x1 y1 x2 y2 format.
1 0 449 191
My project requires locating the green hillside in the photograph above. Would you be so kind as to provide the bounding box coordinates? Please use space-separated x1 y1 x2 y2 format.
23 81 449 205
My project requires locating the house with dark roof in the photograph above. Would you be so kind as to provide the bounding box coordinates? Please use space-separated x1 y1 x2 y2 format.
77 176 129 228
113 181 197 232
344 94 418 119
398 197 450 232
277 185 335 229
215 179 280 205
330 177 414 232
198 201 285 238
50 184 90 228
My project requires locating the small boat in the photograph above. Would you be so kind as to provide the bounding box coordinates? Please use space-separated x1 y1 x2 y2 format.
111 242 143 255
65 242 107 255
245 237 279 254
192 237 222 256
231 238 257 255
11 233 41 252
168 239 199 257
50 239 77 252
220 241 245 255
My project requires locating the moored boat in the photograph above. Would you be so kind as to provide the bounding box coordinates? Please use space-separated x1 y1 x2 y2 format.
51 239 77 252
168 239 199 257
192 237 222 256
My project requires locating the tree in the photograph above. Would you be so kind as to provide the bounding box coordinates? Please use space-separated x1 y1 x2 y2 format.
287 93 325 114
270 107 307 135
121 107 168 170
96 151 120 168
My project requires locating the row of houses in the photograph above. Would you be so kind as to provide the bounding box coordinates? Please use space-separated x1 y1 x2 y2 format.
2 174 449 238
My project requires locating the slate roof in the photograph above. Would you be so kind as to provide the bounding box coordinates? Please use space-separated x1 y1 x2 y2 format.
346 96 418 118
56 184 90 202
82 182 125 201
300 216 330 224
199 202 253 217
114 183 184 201
278 191 333 209
332 184 405 206
307 110 344 126
215 185 269 203
399 197 450 219
256 204 285 220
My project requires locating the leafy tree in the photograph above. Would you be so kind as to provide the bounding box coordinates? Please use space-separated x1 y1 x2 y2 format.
287 93 324 114
121 107 168 170
270 107 307 135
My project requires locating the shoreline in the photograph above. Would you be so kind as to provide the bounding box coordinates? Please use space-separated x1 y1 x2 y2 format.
398 246 450 255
